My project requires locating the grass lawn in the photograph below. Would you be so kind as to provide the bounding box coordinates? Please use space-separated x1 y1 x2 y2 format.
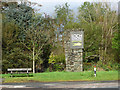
1 71 119 83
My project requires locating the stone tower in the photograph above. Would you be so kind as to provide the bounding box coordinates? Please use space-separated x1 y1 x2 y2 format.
64 29 84 72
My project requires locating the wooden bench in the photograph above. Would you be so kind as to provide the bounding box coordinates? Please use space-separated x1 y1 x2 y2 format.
7 68 32 77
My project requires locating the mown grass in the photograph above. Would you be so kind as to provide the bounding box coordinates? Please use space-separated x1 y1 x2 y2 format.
2 71 118 83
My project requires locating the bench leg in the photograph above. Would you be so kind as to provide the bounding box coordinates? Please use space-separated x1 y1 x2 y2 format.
11 71 12 77
27 70 29 77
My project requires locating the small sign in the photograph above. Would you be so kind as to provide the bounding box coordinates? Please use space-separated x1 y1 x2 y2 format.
70 31 84 49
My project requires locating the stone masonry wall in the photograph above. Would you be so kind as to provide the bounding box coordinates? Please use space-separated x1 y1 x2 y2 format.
64 29 83 72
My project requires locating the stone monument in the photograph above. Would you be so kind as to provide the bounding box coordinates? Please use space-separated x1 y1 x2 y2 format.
64 29 84 72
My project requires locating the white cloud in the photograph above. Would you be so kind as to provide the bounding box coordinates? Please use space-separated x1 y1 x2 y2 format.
28 0 119 3
27 0 119 16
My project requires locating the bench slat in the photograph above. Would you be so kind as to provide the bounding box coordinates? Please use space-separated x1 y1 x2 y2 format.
7 68 32 71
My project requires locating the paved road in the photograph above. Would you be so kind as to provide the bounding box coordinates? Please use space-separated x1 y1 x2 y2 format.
1 80 120 89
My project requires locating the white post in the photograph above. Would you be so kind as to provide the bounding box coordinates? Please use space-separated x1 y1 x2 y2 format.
94 65 96 77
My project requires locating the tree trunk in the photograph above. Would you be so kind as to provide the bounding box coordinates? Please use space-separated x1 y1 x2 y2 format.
49 64 53 72
33 44 35 73
101 27 104 63
62 35 65 52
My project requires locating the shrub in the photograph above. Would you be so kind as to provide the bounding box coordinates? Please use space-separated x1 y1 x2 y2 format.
97 60 120 71
53 64 62 71
48 52 65 71
48 52 56 64
83 61 95 71
45 68 50 72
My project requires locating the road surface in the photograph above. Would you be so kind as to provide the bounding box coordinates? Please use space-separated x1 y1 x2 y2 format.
1 80 120 89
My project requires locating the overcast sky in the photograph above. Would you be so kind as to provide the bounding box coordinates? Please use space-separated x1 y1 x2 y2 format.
28 0 119 17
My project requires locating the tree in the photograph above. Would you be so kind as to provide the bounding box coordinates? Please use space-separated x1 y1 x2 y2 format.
2 19 32 73
22 13 56 73
77 2 118 63
55 3 73 25
53 3 74 54
2 1 33 73
112 26 120 62
2 1 46 73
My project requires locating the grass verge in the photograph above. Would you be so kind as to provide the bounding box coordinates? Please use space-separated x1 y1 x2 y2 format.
2 71 118 83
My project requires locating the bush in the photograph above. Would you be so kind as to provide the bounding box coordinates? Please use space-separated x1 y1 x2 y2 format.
48 52 65 71
97 60 120 71
83 63 91 71
45 68 50 72
111 62 120 70
83 62 95 71
54 54 65 64
53 64 64 71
